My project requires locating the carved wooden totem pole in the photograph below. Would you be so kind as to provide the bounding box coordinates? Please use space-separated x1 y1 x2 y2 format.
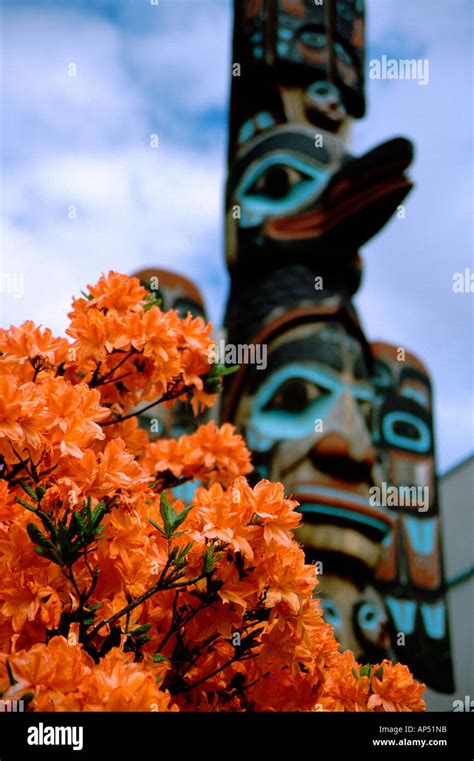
220 0 454 692
139 0 453 692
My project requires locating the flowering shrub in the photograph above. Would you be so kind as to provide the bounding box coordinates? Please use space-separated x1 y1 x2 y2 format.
0 272 425 712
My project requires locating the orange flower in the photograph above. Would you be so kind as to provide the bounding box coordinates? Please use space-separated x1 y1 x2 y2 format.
319 651 372 712
0 637 93 708
0 321 70 383
39 377 109 459
0 375 25 444
193 479 257 560
367 660 426 712
95 438 150 499
0 272 426 715
1 579 63 632
80 648 177 712
71 271 147 316
142 421 252 486
251 479 300 546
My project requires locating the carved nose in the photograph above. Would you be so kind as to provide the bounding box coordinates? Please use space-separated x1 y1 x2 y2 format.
313 391 376 467
312 435 375 467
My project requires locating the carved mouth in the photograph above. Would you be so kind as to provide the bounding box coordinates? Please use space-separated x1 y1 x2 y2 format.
293 484 394 545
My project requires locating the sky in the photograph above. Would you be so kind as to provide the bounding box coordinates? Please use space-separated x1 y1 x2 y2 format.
0 0 472 473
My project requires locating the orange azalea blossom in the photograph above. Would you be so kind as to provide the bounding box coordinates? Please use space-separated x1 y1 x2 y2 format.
0 375 43 463
319 651 426 712
101 417 149 456
318 650 372 712
0 272 426 713
80 647 178 712
0 636 177 712
192 479 257 561
83 271 148 314
0 321 70 383
65 271 217 414
0 374 108 466
142 422 252 487
367 660 426 712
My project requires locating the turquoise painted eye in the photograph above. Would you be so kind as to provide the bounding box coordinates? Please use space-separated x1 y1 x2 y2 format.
322 599 342 629
246 164 314 200
263 378 326 413
382 411 431 453
357 603 383 632
300 30 326 49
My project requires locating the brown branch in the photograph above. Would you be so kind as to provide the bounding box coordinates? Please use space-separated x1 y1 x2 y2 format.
90 349 137 388
100 380 189 427
86 570 207 641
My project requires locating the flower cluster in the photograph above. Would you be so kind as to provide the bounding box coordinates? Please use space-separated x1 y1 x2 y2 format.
0 272 425 712
141 421 252 488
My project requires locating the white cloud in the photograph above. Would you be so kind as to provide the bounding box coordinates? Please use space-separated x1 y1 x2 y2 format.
352 0 473 471
0 0 471 471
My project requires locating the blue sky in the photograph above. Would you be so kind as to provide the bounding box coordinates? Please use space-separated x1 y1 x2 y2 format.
0 0 472 472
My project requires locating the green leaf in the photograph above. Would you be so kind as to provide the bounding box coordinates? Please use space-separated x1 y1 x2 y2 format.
34 546 58 562
37 510 59 542
143 298 162 312
352 667 359 681
158 493 193 539
172 503 193 531
72 511 86 535
19 481 39 502
151 654 168 663
26 522 56 552
175 542 194 566
131 624 152 637
16 497 37 512
159 492 175 537
373 666 384 681
91 501 107 529
203 545 220 575
147 516 166 537
5 661 17 687
80 290 93 301
216 364 240 377
36 485 46 502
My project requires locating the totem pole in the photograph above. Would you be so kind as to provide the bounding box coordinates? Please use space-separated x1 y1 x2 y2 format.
220 0 453 692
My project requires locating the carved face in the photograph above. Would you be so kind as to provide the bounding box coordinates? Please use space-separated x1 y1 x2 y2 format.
304 81 347 128
227 318 394 660
226 125 345 268
370 343 453 690
232 322 374 485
